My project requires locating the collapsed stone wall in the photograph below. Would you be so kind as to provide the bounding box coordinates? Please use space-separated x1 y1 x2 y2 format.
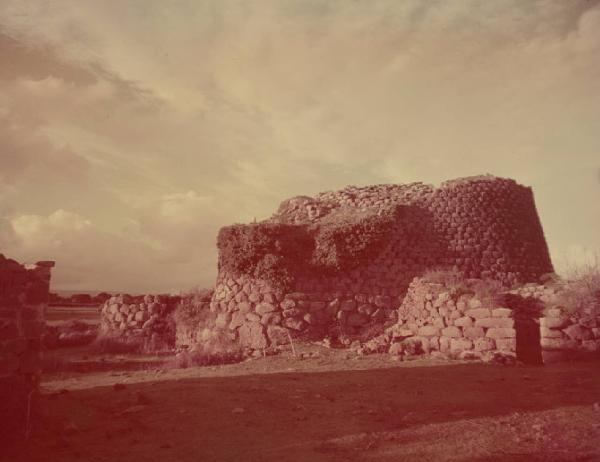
358 277 600 364
196 175 553 353
509 282 600 363
385 279 518 361
0 254 54 442
99 294 179 350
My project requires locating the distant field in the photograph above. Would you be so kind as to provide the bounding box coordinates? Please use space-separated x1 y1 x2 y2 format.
46 305 100 325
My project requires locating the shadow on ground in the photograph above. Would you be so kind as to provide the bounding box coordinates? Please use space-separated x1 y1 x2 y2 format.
5 358 600 462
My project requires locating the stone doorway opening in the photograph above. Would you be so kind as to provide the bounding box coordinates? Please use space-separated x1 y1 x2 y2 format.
503 294 544 365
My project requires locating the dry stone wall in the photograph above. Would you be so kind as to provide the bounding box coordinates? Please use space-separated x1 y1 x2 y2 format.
99 294 178 350
385 279 518 361
0 254 53 442
198 175 554 354
509 282 600 363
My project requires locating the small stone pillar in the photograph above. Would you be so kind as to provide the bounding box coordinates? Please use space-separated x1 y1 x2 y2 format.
0 255 54 443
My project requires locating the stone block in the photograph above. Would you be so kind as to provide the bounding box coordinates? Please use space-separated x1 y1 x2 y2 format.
485 328 516 339
283 317 306 331
468 298 482 309
248 292 261 303
267 325 289 346
280 299 296 310
495 338 516 352
215 312 231 329
540 327 563 338
238 322 268 349
454 316 473 327
562 324 593 341
229 311 246 330
540 317 569 329
492 308 513 318
464 308 492 319
450 338 473 351
245 313 261 323
541 337 577 350
474 337 495 351
261 313 282 326
474 317 514 328
417 326 440 337
255 302 276 315
439 337 451 352
441 326 462 338
463 327 485 339
238 302 252 314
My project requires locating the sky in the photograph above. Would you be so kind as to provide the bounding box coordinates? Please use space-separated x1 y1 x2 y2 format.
0 0 599 293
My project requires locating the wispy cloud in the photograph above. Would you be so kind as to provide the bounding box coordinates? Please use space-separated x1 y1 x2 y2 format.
0 0 599 290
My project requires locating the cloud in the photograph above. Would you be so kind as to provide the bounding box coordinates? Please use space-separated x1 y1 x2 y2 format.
0 1 599 290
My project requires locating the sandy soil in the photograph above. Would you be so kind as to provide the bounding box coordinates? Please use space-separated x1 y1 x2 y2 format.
4 343 600 462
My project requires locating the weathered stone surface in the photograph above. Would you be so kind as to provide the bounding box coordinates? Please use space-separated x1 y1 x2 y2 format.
486 328 516 339
540 327 563 338
495 338 516 351
418 326 440 337
267 325 289 346
283 317 306 331
563 324 593 341
463 327 485 339
474 317 514 329
473 337 495 351
441 326 462 338
238 301 252 314
464 308 492 319
492 308 512 318
280 299 296 310
454 316 473 327
261 312 282 326
229 311 246 330
245 313 261 323
255 302 276 315
541 337 577 350
215 312 231 329
540 316 569 329
239 322 268 349
450 338 473 351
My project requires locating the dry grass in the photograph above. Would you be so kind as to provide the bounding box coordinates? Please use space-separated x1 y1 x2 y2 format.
556 252 600 315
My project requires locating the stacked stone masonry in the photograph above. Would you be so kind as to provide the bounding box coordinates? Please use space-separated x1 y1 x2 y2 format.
200 175 555 354
99 294 178 349
387 279 519 361
0 254 54 442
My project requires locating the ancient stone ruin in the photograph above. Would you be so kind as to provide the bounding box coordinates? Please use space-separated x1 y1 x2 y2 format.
201 175 555 356
0 254 54 441
96 174 598 364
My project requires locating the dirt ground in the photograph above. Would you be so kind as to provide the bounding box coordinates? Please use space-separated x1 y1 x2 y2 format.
3 342 600 462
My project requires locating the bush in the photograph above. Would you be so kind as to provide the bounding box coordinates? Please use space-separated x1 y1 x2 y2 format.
217 222 313 287
310 206 399 272
556 253 600 315
217 206 400 285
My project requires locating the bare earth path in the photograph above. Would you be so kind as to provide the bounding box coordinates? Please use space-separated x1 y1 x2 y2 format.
4 347 600 462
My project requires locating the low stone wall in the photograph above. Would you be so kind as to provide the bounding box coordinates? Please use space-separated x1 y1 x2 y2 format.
99 294 178 350
0 254 53 442
381 279 517 361
510 282 600 363
205 272 398 353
